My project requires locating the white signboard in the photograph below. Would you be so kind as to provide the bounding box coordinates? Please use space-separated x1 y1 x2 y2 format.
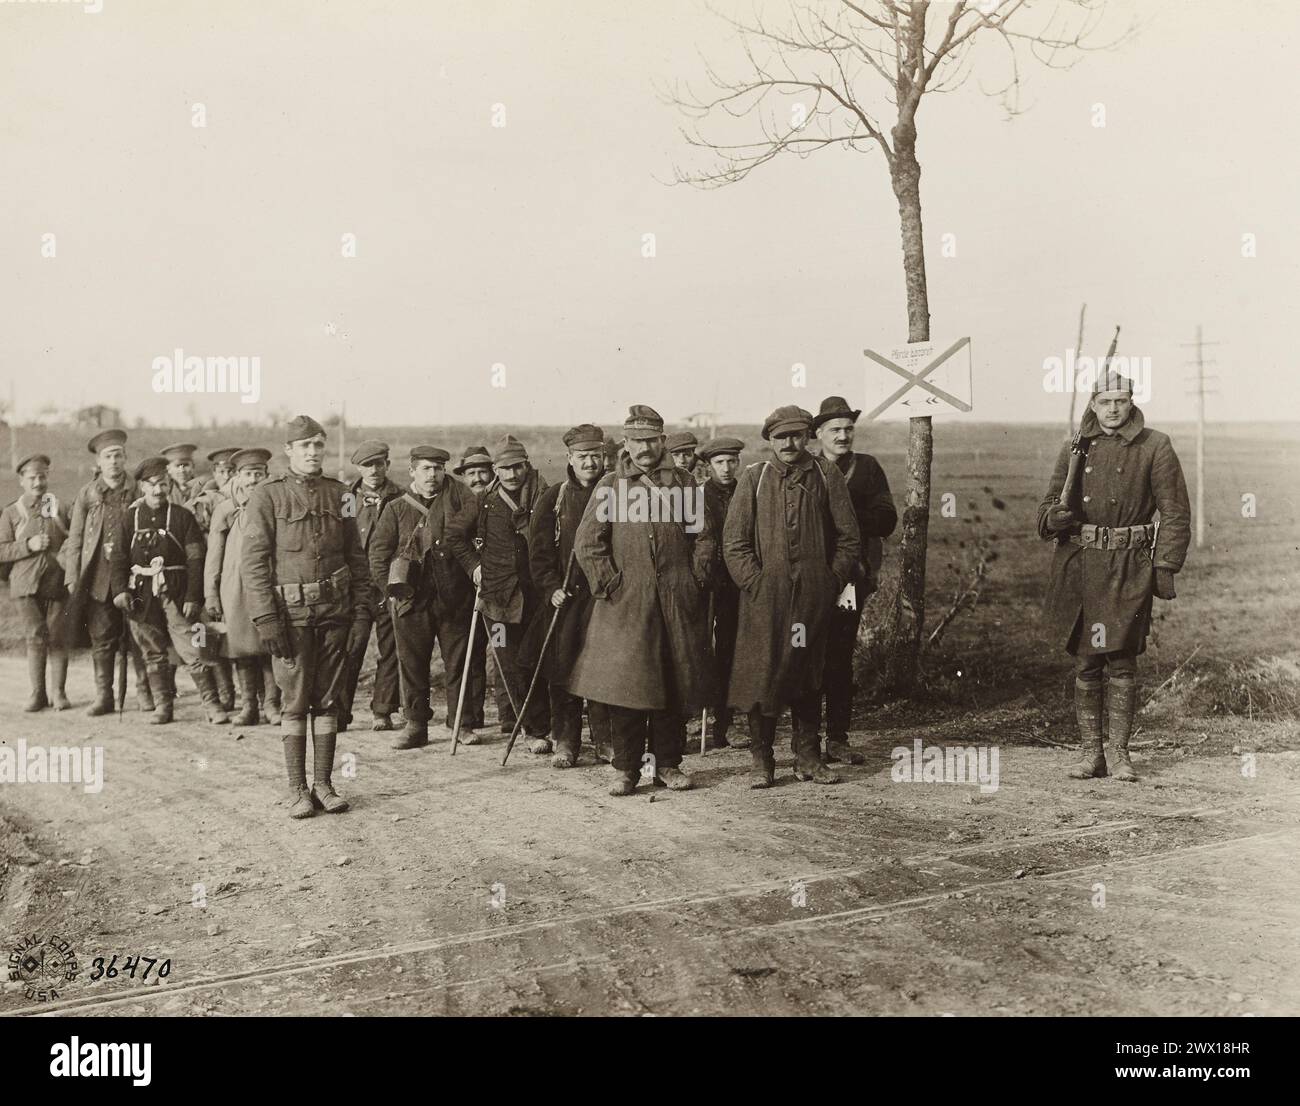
863 337 973 421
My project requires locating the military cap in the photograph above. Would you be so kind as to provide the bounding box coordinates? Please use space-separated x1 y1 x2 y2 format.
810 396 862 432
665 430 699 453
409 445 451 465
696 437 745 460
134 456 170 483
1092 368 1134 395
762 405 814 440
207 447 239 465
453 445 494 476
351 439 390 466
161 442 198 461
284 414 326 444
563 424 605 452
494 434 529 467
15 453 51 475
230 447 272 470
622 405 665 440
86 428 127 455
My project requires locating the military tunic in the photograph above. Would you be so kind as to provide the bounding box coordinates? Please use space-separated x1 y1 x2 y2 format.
240 471 372 720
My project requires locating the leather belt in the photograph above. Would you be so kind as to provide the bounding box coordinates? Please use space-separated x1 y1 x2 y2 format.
1068 523 1156 550
275 565 350 605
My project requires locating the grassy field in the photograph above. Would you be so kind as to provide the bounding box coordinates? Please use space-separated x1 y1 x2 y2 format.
3 420 1296 744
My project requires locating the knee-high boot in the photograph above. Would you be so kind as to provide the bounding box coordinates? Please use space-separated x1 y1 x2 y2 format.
1107 677 1139 782
24 641 48 711
233 662 261 726
1068 679 1107 779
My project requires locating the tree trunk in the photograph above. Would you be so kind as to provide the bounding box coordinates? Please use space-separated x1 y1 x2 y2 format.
881 118 932 696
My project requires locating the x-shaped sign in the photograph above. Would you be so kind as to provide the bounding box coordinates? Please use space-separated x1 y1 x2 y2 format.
863 337 972 420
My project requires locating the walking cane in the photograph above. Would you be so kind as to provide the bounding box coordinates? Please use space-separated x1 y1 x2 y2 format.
450 583 481 755
388 595 412 733
501 552 576 766
116 616 130 723
700 591 714 755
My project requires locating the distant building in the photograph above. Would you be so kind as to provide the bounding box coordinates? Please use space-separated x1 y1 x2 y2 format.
681 411 719 437
72 404 123 429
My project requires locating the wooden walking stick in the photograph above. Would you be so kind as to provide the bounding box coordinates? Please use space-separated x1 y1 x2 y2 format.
502 552 576 766
450 583 481 755
700 591 714 755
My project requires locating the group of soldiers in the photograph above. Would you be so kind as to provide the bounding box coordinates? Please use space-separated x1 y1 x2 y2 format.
0 369 1188 818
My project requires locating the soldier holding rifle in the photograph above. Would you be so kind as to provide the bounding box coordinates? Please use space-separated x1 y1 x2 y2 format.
1038 369 1191 783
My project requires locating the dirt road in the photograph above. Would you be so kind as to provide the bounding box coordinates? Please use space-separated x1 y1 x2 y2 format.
2 656 1297 1017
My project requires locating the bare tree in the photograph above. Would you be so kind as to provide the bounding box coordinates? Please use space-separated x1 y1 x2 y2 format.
667 0 1127 693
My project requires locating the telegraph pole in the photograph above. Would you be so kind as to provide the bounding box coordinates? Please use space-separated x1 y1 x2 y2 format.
1181 326 1220 549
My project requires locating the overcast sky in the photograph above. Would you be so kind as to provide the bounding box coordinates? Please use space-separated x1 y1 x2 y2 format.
2 0 1295 428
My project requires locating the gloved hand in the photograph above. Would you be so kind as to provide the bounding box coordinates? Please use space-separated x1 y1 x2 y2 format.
1154 567 1177 600
256 617 291 659
472 564 482 588
551 587 567 609
26 534 51 552
205 597 224 620
112 592 132 612
1044 505 1077 533
346 619 369 656
182 600 202 623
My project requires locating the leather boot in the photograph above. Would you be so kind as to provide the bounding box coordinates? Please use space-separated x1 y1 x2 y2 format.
86 653 115 716
727 710 752 750
24 642 49 711
1068 679 1107 778
134 654 155 713
213 659 236 713
551 739 579 769
1107 676 1139 782
49 649 71 710
147 667 174 725
608 770 639 796
194 666 230 724
232 663 261 726
310 716 349 813
655 764 693 790
393 718 429 750
371 713 394 731
824 738 866 765
747 710 776 788
262 664 281 725
792 714 839 784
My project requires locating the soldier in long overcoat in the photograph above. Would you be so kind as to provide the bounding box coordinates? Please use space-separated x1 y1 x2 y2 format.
524 424 612 767
204 448 280 726
567 405 715 795
724 406 860 787
1038 371 1190 782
